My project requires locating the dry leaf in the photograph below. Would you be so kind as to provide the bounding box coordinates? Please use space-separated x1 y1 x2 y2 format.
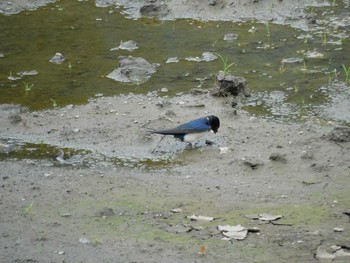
334 248 350 258
219 147 230 154
315 246 336 260
171 208 182 213
218 224 245 232
198 245 206 255
333 227 344 232
222 229 248 240
218 224 248 240
188 215 214 222
258 213 282 221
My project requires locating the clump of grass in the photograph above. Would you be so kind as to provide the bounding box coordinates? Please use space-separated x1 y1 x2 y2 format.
92 239 102 247
22 202 34 215
308 6 316 15
216 53 235 73
342 64 350 83
329 68 340 82
50 99 58 107
23 82 34 92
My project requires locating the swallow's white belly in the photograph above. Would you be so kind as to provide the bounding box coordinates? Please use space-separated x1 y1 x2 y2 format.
183 132 208 143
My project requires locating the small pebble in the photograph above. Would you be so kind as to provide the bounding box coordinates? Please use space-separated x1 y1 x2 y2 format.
333 227 344 232
8 114 22 124
79 237 91 244
61 213 72 217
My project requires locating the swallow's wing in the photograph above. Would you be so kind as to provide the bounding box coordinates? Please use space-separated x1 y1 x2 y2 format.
153 117 211 135
152 128 189 135
176 117 211 132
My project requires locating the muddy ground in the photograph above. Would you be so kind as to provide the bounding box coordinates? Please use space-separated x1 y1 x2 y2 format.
1 1 350 263
0 0 328 30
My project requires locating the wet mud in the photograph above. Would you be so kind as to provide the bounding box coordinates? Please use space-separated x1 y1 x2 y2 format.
1 1 350 262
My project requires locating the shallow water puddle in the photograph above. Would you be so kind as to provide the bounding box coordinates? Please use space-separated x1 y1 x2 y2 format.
0 0 349 114
0 138 177 169
0 138 89 164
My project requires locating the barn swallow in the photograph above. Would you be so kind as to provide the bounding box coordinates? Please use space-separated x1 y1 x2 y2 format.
152 115 220 147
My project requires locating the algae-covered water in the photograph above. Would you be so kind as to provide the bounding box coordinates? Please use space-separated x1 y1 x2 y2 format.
0 0 349 117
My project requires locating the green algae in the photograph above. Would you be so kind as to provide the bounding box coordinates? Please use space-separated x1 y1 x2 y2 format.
23 178 348 263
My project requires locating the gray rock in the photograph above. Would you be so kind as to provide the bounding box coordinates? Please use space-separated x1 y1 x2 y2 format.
107 56 158 84
79 237 91 244
242 157 264 169
18 70 39 76
213 72 249 97
110 40 138 51
301 151 313 160
96 207 115 217
140 4 169 17
8 114 22 124
49 52 66 64
329 126 350 142
269 153 287 163
0 142 16 154
224 33 239 41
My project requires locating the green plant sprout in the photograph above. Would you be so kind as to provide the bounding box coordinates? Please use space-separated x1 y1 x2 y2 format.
300 61 308 72
308 6 315 15
304 61 307 69
23 202 34 215
279 59 286 72
321 34 327 46
68 61 72 68
268 3 273 12
342 64 350 83
265 22 271 40
216 53 235 73
293 85 300 93
329 68 340 82
23 82 34 92
92 239 102 247
50 99 58 107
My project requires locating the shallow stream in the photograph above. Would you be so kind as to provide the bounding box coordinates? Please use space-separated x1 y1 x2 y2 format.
1 0 349 116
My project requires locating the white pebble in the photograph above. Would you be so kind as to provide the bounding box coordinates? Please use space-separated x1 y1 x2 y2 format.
79 237 91 244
